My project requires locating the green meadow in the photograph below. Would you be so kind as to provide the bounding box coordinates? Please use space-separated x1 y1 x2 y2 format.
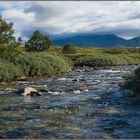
50 46 140 67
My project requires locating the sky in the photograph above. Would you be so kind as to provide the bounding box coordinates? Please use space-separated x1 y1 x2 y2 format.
1 1 140 40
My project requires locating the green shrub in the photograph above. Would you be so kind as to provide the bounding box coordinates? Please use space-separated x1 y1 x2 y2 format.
0 50 70 82
7 52 70 77
66 53 140 67
104 48 140 54
0 45 24 60
124 66 140 94
75 55 120 67
62 44 77 54
0 59 23 82
104 48 127 54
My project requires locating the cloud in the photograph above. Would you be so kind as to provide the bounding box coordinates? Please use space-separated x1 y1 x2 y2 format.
1 1 140 39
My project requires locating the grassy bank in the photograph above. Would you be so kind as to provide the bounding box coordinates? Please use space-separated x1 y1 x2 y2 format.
50 46 140 95
0 47 70 82
66 53 140 67
124 66 140 94
0 46 140 82
62 47 140 67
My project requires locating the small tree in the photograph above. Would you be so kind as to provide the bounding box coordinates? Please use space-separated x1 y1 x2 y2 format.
17 37 23 46
62 44 77 54
0 15 22 60
0 14 15 46
25 30 52 52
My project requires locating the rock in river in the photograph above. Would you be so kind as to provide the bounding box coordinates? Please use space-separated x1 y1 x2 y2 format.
72 78 80 82
16 86 41 97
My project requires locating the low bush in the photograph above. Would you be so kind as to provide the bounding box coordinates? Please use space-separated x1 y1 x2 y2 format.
66 53 140 67
62 44 77 54
0 48 70 82
74 55 121 67
0 45 24 60
124 66 140 94
0 59 23 82
11 53 70 77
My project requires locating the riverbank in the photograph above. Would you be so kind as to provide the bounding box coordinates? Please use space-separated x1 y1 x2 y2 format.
0 46 140 84
0 64 138 92
0 50 71 82
66 53 140 67
0 70 71 89
124 66 140 94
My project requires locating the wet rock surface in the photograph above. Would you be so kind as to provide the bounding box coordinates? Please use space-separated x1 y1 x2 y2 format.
16 86 40 96
0 65 140 139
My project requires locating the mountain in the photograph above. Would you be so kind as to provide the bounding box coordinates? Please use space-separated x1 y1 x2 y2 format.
53 34 140 47
127 36 140 47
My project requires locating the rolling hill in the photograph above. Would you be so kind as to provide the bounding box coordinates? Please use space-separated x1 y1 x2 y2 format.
53 34 140 47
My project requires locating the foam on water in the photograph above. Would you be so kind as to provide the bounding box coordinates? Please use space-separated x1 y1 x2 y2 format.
48 91 65 95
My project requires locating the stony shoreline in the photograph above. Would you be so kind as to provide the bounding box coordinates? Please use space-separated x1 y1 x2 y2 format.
0 64 138 90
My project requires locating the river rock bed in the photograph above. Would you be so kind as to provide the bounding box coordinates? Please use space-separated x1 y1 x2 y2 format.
0 65 140 139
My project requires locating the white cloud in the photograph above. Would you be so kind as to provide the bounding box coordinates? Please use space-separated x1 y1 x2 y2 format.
3 9 34 22
1 1 140 39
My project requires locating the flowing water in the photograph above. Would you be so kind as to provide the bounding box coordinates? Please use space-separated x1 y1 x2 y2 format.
0 65 140 139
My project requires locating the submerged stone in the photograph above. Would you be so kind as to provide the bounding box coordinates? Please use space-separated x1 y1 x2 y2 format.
72 78 80 82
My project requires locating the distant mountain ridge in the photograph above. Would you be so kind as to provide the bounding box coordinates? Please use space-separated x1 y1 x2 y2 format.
53 34 140 47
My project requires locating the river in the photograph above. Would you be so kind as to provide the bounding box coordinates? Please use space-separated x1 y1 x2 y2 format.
0 65 140 139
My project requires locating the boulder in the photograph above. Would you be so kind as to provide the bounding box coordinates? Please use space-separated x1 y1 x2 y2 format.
72 78 80 82
17 87 41 97
17 76 27 81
